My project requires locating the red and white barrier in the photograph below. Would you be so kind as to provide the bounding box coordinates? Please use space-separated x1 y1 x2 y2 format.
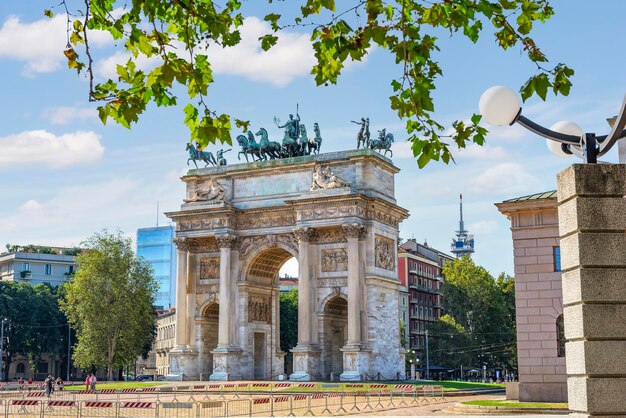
253 398 270 405
298 383 315 388
274 396 289 403
12 400 39 406
48 400 76 407
121 401 153 408
84 401 114 408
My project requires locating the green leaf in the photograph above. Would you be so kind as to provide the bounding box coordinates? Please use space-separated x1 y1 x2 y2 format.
260 34 279 51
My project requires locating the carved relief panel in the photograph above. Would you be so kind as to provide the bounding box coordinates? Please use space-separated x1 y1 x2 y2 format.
374 235 395 271
321 248 348 272
199 257 220 280
248 295 271 323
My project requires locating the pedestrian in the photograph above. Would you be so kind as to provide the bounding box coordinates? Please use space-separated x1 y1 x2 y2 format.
90 374 97 391
85 374 91 391
55 377 64 391
45 375 53 397
27 377 32 385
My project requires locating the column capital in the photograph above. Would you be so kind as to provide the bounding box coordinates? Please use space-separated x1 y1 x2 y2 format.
216 233 238 249
342 223 366 240
294 227 316 243
173 237 188 251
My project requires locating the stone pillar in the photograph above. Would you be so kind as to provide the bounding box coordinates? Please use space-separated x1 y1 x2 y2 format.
168 238 199 379
290 227 320 381
186 251 195 347
341 223 369 381
557 164 626 418
210 233 241 381
173 238 188 350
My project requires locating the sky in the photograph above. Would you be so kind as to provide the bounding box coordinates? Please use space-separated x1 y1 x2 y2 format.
0 1 625 278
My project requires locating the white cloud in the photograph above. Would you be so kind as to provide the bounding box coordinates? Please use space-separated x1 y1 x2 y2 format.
0 14 111 75
469 163 542 195
457 144 510 160
206 17 315 87
391 141 414 159
20 200 43 211
96 16 369 86
0 130 104 169
467 220 499 236
43 106 98 125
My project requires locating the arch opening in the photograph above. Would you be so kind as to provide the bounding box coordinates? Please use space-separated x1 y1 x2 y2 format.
322 295 348 379
199 302 219 376
245 247 299 379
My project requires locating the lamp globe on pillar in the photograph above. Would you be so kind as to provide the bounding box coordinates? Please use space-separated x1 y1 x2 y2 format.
479 86 521 126
478 86 626 164
547 121 583 158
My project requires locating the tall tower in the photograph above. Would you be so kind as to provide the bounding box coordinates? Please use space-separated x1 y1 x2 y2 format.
450 194 475 258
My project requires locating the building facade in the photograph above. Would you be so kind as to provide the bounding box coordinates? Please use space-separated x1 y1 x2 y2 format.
166 149 408 381
137 226 177 310
496 191 566 402
398 239 452 352
0 247 77 286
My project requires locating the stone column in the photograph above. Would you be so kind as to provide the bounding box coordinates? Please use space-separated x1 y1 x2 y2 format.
186 250 195 348
290 228 320 381
168 238 199 379
172 238 188 350
340 224 369 381
210 233 240 381
343 224 365 347
557 164 626 418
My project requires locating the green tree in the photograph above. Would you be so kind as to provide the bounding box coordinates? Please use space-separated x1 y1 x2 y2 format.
49 0 572 167
60 231 158 381
279 289 298 353
430 256 516 370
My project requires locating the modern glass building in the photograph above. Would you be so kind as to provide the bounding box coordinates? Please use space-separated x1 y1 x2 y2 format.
137 226 177 310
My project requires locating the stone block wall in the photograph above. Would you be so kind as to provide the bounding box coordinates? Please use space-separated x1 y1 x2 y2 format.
496 194 567 402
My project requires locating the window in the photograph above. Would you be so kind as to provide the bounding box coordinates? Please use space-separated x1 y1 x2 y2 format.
22 262 30 272
557 314 565 357
66 265 74 275
44 264 52 275
16 363 25 374
554 247 561 272
37 361 48 373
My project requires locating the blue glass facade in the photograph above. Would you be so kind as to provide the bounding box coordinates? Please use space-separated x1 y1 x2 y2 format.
137 226 176 310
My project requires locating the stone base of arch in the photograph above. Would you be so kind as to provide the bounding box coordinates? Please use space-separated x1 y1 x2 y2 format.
340 348 371 381
289 346 321 381
210 346 242 381
169 348 200 380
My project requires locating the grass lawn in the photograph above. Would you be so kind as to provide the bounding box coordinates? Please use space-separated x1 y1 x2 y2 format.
463 399 568 409
65 382 166 391
423 380 505 391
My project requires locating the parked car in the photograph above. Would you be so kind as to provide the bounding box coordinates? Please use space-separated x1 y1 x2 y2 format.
135 375 153 382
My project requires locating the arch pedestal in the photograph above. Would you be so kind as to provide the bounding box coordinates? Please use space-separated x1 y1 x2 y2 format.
166 149 408 381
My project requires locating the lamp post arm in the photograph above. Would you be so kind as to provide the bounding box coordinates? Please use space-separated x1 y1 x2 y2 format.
597 93 626 157
516 115 581 144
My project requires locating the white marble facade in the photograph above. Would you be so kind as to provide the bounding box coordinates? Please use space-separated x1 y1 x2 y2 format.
166 149 408 381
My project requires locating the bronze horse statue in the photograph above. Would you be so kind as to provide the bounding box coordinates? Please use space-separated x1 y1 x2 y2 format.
186 143 216 168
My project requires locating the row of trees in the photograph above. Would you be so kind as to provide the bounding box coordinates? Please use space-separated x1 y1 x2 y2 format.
1 232 158 382
0 282 71 380
428 256 516 371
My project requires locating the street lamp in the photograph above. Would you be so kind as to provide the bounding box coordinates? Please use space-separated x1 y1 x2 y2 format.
479 86 626 163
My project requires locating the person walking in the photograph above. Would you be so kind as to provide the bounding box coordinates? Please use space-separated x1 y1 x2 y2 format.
90 374 97 391
45 375 53 398
85 374 91 391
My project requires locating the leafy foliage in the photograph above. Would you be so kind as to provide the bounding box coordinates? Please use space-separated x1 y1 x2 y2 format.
52 0 572 167
428 256 516 370
0 282 70 381
60 231 158 381
279 289 298 353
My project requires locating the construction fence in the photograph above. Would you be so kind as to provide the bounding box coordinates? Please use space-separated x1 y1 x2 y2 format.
0 386 446 417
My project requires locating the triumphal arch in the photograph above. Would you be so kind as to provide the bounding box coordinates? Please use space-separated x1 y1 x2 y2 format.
166 149 408 381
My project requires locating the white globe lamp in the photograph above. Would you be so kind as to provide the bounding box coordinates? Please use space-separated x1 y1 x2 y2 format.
479 86 521 126
547 121 583 158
